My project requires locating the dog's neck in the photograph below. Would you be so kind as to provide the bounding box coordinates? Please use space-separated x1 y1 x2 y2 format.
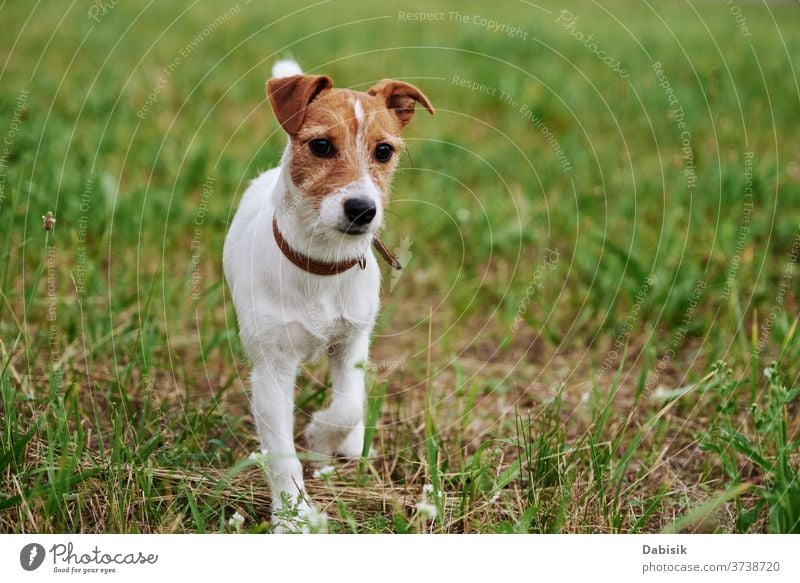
273 149 375 266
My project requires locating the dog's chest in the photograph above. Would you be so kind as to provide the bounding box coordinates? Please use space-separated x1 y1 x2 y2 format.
299 302 357 344
284 284 375 355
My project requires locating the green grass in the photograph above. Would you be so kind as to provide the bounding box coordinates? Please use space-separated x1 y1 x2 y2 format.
1 0 799 533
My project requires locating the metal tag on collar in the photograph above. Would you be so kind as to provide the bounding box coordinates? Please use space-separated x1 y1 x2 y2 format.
358 255 366 270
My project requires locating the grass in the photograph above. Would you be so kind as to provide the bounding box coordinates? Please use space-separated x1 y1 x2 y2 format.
1 0 799 533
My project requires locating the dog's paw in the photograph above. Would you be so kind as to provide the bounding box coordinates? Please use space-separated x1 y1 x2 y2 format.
335 424 375 459
335 444 376 460
271 500 328 534
304 418 340 459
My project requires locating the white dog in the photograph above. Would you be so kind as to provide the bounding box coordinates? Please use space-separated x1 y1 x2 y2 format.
223 60 433 531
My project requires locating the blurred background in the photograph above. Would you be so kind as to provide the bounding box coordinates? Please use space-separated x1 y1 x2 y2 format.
1 0 798 533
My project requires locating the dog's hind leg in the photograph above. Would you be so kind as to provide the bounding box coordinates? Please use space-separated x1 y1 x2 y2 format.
251 359 313 531
306 329 370 460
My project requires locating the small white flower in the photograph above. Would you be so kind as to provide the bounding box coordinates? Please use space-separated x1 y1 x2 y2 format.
491 491 501 503
422 483 441 498
313 465 335 479
227 511 245 531
305 508 329 533
456 208 471 223
248 448 268 462
415 501 437 520
42 212 56 231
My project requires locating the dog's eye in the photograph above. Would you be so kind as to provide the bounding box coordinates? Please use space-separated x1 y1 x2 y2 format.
374 143 394 163
308 138 334 158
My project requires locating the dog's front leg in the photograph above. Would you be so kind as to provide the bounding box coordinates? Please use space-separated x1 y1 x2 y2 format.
306 328 370 460
251 360 312 530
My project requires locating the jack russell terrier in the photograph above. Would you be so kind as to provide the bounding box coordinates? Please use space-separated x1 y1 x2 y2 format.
223 59 434 531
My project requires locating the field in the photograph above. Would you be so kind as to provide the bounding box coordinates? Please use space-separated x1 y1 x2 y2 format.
1 0 799 534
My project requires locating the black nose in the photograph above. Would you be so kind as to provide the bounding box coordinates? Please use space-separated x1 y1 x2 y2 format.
344 198 376 226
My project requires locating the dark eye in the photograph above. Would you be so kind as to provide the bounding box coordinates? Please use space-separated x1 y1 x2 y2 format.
309 138 334 158
374 143 394 163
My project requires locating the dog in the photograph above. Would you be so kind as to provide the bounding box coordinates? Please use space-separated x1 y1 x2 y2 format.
223 59 434 531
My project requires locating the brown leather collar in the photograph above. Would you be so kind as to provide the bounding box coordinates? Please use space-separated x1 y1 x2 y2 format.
272 216 402 276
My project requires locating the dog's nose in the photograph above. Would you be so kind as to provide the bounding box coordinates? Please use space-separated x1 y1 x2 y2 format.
343 198 376 226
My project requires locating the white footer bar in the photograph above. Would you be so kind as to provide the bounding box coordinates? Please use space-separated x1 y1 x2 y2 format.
1 534 797 582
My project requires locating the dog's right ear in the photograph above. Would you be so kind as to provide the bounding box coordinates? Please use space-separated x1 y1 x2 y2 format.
368 79 434 129
267 74 333 135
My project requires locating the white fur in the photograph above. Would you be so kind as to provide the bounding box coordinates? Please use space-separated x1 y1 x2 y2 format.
271 58 303 78
223 130 383 533
353 99 364 125
352 98 369 174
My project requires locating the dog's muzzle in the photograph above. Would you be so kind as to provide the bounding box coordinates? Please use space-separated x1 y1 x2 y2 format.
341 197 377 234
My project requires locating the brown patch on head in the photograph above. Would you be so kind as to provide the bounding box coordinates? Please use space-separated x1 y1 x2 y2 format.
267 74 434 209
285 89 400 207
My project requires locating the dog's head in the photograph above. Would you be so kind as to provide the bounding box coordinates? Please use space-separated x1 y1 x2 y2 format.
267 73 434 238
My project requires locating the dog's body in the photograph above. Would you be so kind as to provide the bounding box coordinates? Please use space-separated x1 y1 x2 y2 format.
223 60 433 530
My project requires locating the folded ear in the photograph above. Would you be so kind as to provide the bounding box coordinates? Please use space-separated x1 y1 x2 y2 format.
368 79 435 128
266 74 333 135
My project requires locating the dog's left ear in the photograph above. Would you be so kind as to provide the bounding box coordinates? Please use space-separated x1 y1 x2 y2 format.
267 74 333 135
368 79 435 128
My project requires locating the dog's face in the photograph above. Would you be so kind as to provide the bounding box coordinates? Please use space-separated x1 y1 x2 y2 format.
268 74 433 237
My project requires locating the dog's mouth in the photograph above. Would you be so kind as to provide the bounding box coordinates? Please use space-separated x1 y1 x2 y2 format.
337 223 372 236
